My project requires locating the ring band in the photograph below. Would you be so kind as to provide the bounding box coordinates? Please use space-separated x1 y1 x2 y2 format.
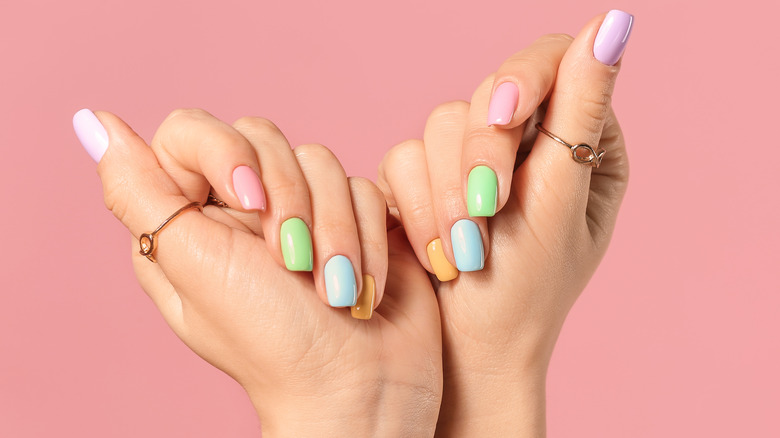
206 193 230 208
139 202 203 263
535 123 606 168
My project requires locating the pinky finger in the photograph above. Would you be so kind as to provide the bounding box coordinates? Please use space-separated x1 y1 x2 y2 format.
347 177 388 320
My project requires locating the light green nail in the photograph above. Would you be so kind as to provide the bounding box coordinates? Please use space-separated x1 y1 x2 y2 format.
467 166 497 217
280 218 313 271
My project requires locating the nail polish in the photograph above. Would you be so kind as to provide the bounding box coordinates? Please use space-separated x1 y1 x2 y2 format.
232 166 266 211
450 219 485 272
487 82 519 126
426 238 458 282
73 109 109 162
593 10 634 66
467 166 498 217
351 275 376 320
280 218 313 271
324 255 358 307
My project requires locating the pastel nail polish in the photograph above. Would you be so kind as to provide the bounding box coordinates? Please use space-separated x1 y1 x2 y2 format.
324 255 358 307
426 238 458 282
232 166 266 211
280 218 313 271
467 166 498 217
73 109 109 162
487 82 519 126
351 275 376 320
593 10 634 66
450 219 485 272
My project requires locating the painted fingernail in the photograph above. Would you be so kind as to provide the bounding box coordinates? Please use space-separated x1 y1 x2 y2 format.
232 166 266 211
426 238 458 282
280 218 313 271
324 255 358 307
593 10 634 66
351 275 376 320
73 109 109 163
467 166 498 217
487 82 519 126
450 219 485 272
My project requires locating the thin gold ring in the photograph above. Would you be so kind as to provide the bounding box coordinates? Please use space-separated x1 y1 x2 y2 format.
535 123 606 168
138 202 203 263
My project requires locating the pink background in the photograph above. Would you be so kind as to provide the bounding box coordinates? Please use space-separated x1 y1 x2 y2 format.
1 0 778 436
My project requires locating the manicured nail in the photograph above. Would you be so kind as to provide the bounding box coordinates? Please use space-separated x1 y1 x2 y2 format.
351 275 375 320
593 10 634 66
426 238 458 282
232 166 266 211
487 82 519 126
467 166 498 217
280 218 313 271
450 219 485 272
324 255 357 307
73 109 109 163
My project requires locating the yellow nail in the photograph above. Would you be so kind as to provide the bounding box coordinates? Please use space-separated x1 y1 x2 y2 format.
426 238 458 282
351 275 375 320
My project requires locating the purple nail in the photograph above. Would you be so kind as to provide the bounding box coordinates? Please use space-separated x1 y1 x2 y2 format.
593 10 634 66
73 109 109 162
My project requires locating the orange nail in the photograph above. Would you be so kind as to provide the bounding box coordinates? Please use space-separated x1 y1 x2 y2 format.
351 275 376 320
426 238 458 282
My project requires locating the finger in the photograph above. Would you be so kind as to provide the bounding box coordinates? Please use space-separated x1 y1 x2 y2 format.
523 10 633 216
486 33 573 128
151 108 267 233
424 101 488 272
294 144 362 308
73 108 230 311
586 106 629 245
347 177 388 320
377 140 458 282
232 117 314 271
462 35 571 218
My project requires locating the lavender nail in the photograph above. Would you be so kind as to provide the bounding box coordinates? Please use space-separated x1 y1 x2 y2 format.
593 10 634 66
73 109 109 162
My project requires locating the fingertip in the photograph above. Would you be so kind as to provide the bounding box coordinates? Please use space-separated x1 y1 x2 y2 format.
73 108 108 163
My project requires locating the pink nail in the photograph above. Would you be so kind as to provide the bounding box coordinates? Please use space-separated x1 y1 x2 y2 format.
232 166 266 211
73 109 109 163
487 82 519 126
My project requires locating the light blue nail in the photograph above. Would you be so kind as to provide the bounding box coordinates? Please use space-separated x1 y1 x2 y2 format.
324 255 358 307
450 219 485 272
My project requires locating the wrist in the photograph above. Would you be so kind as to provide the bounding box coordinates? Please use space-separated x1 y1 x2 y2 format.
247 379 441 437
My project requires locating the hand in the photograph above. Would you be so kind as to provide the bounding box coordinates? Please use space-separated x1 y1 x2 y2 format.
74 109 443 437
377 11 633 436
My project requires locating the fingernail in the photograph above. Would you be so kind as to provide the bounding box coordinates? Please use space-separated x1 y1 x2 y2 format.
426 238 458 282
324 255 357 307
450 219 485 272
351 275 375 320
73 109 109 163
487 82 519 126
280 218 313 271
467 166 498 217
232 166 266 211
593 10 634 66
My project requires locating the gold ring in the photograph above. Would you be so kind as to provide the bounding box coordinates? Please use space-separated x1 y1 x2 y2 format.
139 202 203 263
535 123 606 168
206 193 230 208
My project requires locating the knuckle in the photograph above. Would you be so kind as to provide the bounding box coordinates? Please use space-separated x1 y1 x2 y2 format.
163 107 210 124
463 127 499 149
428 100 470 123
573 87 613 137
537 33 574 45
382 139 424 169
233 116 282 138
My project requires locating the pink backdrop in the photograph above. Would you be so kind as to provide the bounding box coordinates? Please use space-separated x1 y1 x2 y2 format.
2 0 778 436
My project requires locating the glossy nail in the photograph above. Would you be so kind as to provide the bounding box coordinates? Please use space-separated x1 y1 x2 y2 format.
450 219 484 272
232 166 266 211
487 82 519 126
351 275 375 320
426 238 458 282
280 218 313 271
324 255 358 307
593 10 634 66
73 109 109 162
467 166 498 217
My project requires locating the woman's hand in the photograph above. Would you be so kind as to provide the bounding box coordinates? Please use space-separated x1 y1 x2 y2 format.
74 109 443 437
377 11 633 436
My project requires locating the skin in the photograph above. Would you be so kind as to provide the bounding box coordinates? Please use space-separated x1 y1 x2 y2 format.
86 12 629 437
